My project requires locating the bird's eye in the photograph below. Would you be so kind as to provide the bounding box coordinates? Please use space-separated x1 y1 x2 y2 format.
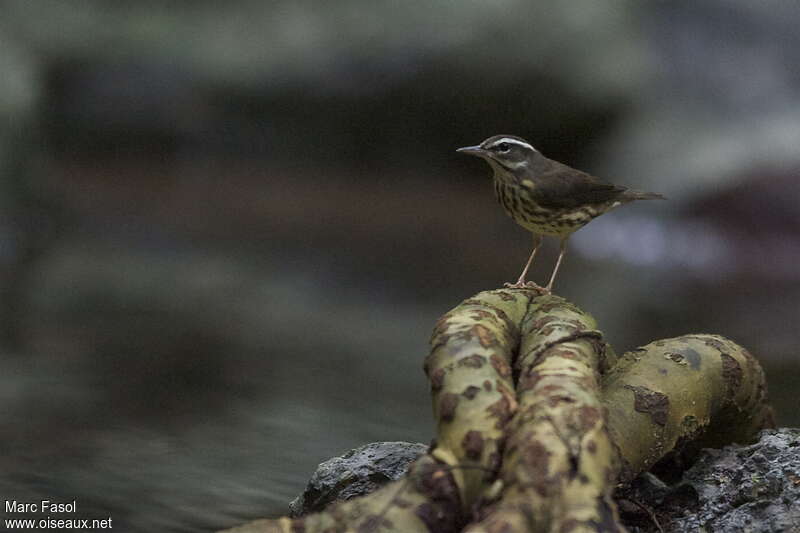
497 142 510 152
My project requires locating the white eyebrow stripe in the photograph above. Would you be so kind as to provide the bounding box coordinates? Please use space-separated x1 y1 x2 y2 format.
486 138 537 152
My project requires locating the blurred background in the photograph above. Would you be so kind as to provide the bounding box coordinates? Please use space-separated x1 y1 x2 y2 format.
1 1 798 531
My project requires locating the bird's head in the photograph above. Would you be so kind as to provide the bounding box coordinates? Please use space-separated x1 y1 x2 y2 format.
457 135 541 174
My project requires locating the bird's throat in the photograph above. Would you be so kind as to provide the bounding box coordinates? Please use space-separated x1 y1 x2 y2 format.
490 164 521 186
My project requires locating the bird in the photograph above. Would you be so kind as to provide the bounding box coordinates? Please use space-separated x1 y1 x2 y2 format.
457 135 664 292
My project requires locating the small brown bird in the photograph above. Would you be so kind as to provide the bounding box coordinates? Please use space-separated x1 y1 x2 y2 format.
458 135 664 292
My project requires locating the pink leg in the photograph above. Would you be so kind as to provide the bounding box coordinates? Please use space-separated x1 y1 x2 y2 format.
546 236 569 292
504 234 545 289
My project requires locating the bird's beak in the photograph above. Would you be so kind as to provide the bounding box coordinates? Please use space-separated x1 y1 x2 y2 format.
456 145 487 157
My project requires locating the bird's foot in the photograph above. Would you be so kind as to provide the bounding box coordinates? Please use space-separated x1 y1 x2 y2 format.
503 281 550 293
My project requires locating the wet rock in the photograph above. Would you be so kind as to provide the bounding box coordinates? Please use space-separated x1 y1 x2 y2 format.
289 430 800 530
620 428 800 532
288 441 427 517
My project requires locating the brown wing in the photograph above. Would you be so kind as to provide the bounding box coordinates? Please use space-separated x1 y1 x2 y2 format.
530 160 628 209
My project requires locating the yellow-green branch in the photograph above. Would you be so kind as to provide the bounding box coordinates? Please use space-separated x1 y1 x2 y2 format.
603 334 774 482
426 289 537 510
466 295 622 533
219 291 773 533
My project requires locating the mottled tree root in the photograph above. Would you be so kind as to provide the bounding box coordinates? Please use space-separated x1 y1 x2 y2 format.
604 334 774 483
466 295 622 533
426 289 534 512
221 454 463 533
220 290 773 533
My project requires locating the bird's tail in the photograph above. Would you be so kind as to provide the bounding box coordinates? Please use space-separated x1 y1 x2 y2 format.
623 189 666 201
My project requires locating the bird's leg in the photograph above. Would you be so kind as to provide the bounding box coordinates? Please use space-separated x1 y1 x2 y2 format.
516 233 543 285
545 236 569 292
504 234 545 290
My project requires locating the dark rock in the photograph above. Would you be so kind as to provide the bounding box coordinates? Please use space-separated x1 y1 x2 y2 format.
289 431 800 530
288 441 427 517
620 428 800 532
